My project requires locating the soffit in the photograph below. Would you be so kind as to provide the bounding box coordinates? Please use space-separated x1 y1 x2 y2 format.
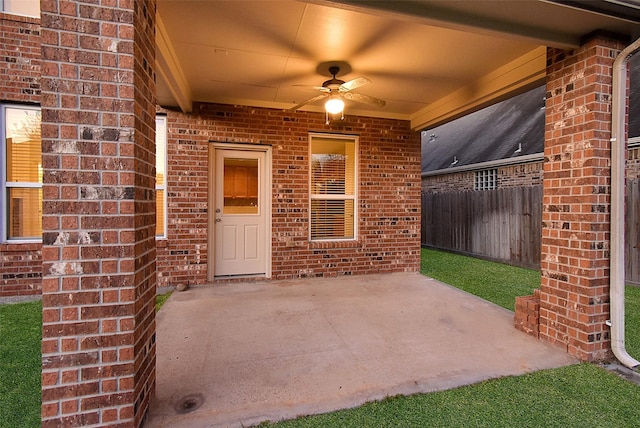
156 0 640 130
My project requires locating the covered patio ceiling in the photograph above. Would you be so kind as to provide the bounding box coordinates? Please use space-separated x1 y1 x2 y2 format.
156 0 640 130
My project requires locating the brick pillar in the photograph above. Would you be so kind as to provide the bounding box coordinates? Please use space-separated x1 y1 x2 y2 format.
40 1 157 426
539 34 628 362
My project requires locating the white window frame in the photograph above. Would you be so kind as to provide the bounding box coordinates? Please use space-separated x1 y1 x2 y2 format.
1 0 40 17
156 115 168 239
309 132 358 242
475 168 498 190
0 103 42 243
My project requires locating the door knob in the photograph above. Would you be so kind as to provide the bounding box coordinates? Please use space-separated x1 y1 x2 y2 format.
215 218 222 223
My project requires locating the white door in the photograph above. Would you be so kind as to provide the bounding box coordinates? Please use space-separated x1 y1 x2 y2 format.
214 149 268 276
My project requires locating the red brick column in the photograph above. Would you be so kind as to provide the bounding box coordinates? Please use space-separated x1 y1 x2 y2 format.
40 1 156 426
539 35 628 362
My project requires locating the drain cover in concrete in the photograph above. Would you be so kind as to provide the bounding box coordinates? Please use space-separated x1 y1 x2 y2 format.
174 393 204 414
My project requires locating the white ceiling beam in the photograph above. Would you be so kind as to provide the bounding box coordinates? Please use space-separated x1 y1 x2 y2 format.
156 14 193 113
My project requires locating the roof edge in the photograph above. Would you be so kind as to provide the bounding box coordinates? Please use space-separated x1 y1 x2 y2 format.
422 153 544 177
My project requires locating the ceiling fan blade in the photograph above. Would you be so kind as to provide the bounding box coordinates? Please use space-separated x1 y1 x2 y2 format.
292 84 331 93
288 93 330 111
339 77 371 92
342 91 386 107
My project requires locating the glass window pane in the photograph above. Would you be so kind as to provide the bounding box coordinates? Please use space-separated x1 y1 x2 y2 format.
156 117 166 186
311 138 355 196
3 0 40 17
156 189 165 237
7 187 41 239
475 169 497 190
223 158 259 214
155 116 167 237
6 108 41 183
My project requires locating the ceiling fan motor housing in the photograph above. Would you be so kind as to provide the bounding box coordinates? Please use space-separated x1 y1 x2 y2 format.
323 66 345 89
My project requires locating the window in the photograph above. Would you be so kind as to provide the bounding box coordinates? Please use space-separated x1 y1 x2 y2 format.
1 105 42 242
475 168 497 190
156 115 167 238
1 0 40 17
309 133 357 241
1 108 166 241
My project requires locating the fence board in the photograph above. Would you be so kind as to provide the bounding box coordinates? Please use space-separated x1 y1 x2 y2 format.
422 186 542 269
422 183 637 279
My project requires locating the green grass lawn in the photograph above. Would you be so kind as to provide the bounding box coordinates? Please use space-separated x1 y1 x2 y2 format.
268 363 640 428
626 286 640 360
420 248 539 311
0 300 41 428
1 252 639 427
155 290 172 312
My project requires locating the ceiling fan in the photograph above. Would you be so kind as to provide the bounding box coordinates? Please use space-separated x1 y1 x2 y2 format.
289 65 386 113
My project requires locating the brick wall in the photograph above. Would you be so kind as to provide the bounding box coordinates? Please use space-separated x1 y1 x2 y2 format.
537 37 629 362
422 170 475 193
131 1 157 425
156 103 422 286
514 289 540 338
0 12 42 297
421 161 543 193
39 0 156 426
0 243 41 297
0 12 41 102
155 109 209 287
499 162 544 187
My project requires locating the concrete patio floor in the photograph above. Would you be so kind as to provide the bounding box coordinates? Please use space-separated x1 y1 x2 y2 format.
145 272 576 428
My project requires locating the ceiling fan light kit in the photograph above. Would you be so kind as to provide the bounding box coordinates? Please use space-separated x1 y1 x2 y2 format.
324 95 345 114
290 63 386 122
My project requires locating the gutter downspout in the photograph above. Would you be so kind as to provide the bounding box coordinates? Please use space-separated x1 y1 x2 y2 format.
609 37 640 370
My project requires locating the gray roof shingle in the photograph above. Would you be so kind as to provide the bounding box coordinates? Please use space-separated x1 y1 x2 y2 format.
422 85 545 173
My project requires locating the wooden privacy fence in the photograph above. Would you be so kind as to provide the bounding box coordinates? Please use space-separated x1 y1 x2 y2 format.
422 181 640 284
421 186 542 268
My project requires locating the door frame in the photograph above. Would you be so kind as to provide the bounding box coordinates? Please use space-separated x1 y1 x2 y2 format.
208 142 272 281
